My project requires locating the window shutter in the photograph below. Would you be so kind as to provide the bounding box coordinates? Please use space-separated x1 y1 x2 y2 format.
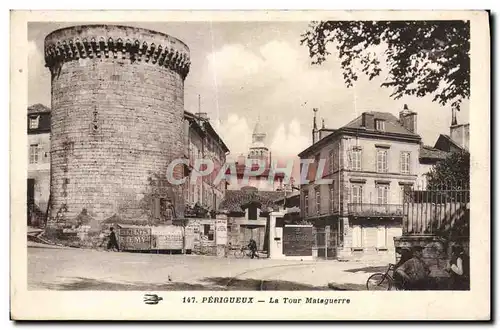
377 226 387 248
352 226 362 248
399 152 403 173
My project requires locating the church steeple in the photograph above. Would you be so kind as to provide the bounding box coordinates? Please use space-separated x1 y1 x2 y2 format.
252 115 266 143
249 116 269 165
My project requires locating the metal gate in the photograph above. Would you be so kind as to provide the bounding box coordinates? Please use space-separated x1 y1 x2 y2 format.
314 227 328 258
314 224 340 259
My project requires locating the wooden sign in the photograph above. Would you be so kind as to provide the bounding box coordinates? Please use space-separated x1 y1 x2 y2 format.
151 226 195 250
283 225 313 256
118 227 152 251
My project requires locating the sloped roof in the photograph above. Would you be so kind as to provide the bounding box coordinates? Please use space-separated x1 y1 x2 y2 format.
298 111 421 157
274 191 300 208
343 111 419 136
419 145 449 160
28 104 51 114
218 190 283 213
184 110 230 153
435 134 464 151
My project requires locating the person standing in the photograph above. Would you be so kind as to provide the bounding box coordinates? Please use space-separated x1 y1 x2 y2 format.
107 227 120 252
446 245 470 290
248 238 258 259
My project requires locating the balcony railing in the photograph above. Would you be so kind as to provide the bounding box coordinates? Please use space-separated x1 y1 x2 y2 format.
348 203 403 217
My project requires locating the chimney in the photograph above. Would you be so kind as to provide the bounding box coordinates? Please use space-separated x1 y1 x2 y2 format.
362 112 375 129
399 104 417 133
319 129 334 140
312 108 319 144
450 123 470 151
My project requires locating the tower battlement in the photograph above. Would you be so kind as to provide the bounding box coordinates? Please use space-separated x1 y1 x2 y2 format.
44 25 190 79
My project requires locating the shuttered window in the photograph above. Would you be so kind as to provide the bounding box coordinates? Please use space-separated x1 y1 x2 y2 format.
377 149 388 173
352 225 362 248
377 226 387 248
329 149 335 173
400 152 411 174
351 185 363 204
349 150 362 171
304 192 309 216
329 183 335 213
29 144 39 164
377 185 389 205
315 188 321 214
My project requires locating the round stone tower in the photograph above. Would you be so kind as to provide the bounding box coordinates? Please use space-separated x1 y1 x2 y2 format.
44 25 190 227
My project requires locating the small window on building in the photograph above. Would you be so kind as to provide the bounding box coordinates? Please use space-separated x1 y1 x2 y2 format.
349 149 362 171
377 149 388 173
303 192 309 216
29 116 39 129
377 185 389 205
329 149 335 173
329 183 335 213
375 119 385 131
29 144 39 164
351 185 363 204
400 152 411 174
315 188 321 214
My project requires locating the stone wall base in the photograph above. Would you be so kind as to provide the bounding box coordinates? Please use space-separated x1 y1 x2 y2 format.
394 235 468 277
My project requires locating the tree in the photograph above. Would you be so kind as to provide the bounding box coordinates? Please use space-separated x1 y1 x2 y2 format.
301 21 470 111
426 150 470 190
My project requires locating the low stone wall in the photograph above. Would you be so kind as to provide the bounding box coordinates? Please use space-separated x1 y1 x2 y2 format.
394 235 468 278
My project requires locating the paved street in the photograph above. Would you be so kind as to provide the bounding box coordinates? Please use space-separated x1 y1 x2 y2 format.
28 243 392 291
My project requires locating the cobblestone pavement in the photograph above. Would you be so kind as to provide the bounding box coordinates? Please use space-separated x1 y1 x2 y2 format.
28 243 391 291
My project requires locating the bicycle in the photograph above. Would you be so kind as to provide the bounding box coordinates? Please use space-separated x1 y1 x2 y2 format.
366 263 406 291
233 246 260 259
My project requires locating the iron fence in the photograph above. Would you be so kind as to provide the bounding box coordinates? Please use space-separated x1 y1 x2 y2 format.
402 180 470 237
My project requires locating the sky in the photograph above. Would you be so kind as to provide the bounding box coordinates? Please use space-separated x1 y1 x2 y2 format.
28 21 469 161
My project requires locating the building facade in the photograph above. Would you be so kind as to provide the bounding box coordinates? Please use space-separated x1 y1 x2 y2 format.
183 111 229 218
299 106 422 259
27 104 51 226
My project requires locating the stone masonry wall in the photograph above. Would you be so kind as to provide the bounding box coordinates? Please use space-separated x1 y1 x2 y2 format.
45 25 190 228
